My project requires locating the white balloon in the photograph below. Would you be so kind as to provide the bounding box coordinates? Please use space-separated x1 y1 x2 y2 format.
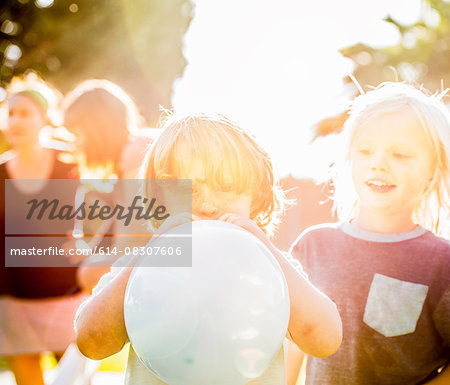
124 220 290 385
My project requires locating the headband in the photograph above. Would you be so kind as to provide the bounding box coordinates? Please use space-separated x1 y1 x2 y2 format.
17 89 48 114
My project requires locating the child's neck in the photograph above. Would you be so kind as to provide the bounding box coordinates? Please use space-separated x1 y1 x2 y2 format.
353 210 417 234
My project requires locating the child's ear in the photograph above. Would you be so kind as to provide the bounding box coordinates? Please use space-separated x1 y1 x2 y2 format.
422 174 436 195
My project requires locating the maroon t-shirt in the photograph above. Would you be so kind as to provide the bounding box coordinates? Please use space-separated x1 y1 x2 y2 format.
0 153 80 298
291 222 450 385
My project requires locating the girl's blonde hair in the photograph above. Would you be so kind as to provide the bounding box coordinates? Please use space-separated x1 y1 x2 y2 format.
141 112 285 235
332 82 450 237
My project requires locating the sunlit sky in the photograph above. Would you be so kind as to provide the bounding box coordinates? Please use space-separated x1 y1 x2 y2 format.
172 0 424 178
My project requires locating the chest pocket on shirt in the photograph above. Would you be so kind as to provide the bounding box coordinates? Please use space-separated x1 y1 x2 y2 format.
363 273 428 337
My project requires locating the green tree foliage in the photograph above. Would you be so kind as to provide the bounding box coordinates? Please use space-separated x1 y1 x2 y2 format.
341 0 450 93
0 0 193 124
315 0 449 137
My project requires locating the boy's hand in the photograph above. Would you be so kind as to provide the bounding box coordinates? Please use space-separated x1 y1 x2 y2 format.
155 212 200 238
217 213 267 243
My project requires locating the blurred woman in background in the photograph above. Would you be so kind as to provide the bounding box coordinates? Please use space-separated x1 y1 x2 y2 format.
62 79 153 292
0 73 83 385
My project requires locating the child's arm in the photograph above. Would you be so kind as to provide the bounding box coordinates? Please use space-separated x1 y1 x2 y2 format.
75 213 192 359
75 263 134 359
218 214 342 358
267 240 342 357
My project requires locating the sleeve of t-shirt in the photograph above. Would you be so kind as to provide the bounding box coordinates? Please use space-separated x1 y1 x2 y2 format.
433 282 450 348
289 231 309 272
74 253 137 329
282 251 308 279
279 251 308 344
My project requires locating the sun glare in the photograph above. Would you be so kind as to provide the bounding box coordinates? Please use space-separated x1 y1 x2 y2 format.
173 0 423 178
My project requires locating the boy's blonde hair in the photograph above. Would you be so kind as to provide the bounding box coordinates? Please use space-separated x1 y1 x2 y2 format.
332 82 450 238
141 112 285 235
